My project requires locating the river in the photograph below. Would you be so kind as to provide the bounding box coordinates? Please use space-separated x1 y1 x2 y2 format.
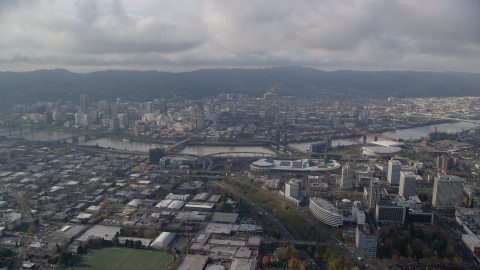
288 121 477 151
178 145 277 156
4 121 477 155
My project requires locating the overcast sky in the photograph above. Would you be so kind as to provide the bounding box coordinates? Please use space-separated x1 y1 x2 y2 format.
0 0 479 73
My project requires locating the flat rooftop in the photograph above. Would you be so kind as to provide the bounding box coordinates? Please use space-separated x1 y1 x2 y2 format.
76 225 121 242
211 212 239 223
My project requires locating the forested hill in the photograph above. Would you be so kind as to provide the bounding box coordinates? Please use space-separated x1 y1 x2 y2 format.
1 66 480 102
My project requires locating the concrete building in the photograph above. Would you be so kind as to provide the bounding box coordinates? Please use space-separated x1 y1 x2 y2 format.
433 175 463 208
352 201 366 225
399 171 416 197
375 203 407 224
177 254 208 270
309 197 343 227
462 234 480 253
340 163 354 190
285 179 302 197
387 160 402 186
356 224 378 258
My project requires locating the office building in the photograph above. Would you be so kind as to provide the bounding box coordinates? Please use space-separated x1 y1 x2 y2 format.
387 160 402 186
116 98 122 106
196 102 205 130
149 148 166 163
309 197 343 227
368 178 381 207
118 114 128 129
111 103 118 119
146 102 155 113
285 179 302 198
432 175 463 208
356 224 378 258
340 163 354 190
157 98 167 115
399 171 416 197
352 201 366 225
79 94 89 112
75 111 84 125
98 100 108 111
43 112 53 124
83 114 93 126
375 203 407 224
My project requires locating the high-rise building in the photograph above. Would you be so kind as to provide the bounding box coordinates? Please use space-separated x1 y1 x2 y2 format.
75 111 84 125
369 178 381 207
116 98 122 106
387 160 402 186
356 224 378 258
83 114 93 126
111 103 118 119
146 102 155 113
43 112 53 124
118 113 128 129
340 163 354 190
285 179 302 197
157 98 167 115
432 175 463 208
352 201 366 225
196 102 205 130
98 100 108 111
399 171 416 197
80 94 89 112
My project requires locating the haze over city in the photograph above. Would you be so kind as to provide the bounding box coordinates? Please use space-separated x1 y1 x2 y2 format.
2 1 480 270
0 0 479 72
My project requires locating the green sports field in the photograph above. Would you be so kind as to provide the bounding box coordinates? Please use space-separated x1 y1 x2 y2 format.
75 247 174 270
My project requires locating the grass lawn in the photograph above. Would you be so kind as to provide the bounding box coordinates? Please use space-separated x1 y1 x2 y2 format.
75 247 173 270
111 202 124 207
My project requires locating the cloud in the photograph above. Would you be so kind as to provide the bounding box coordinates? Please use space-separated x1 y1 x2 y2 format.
0 0 479 72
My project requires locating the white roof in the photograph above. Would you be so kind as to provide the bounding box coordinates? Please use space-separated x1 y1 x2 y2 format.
371 141 404 147
362 146 402 154
150 232 175 248
167 200 184 210
155 199 173 208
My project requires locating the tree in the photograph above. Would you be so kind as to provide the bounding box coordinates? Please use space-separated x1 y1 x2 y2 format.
28 223 36 234
58 251 69 265
56 244 62 254
100 200 109 208
262 255 270 265
77 245 85 254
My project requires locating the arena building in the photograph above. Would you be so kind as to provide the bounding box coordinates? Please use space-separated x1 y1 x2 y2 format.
250 158 341 173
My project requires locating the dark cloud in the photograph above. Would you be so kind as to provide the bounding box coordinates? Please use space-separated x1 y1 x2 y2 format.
0 0 478 72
